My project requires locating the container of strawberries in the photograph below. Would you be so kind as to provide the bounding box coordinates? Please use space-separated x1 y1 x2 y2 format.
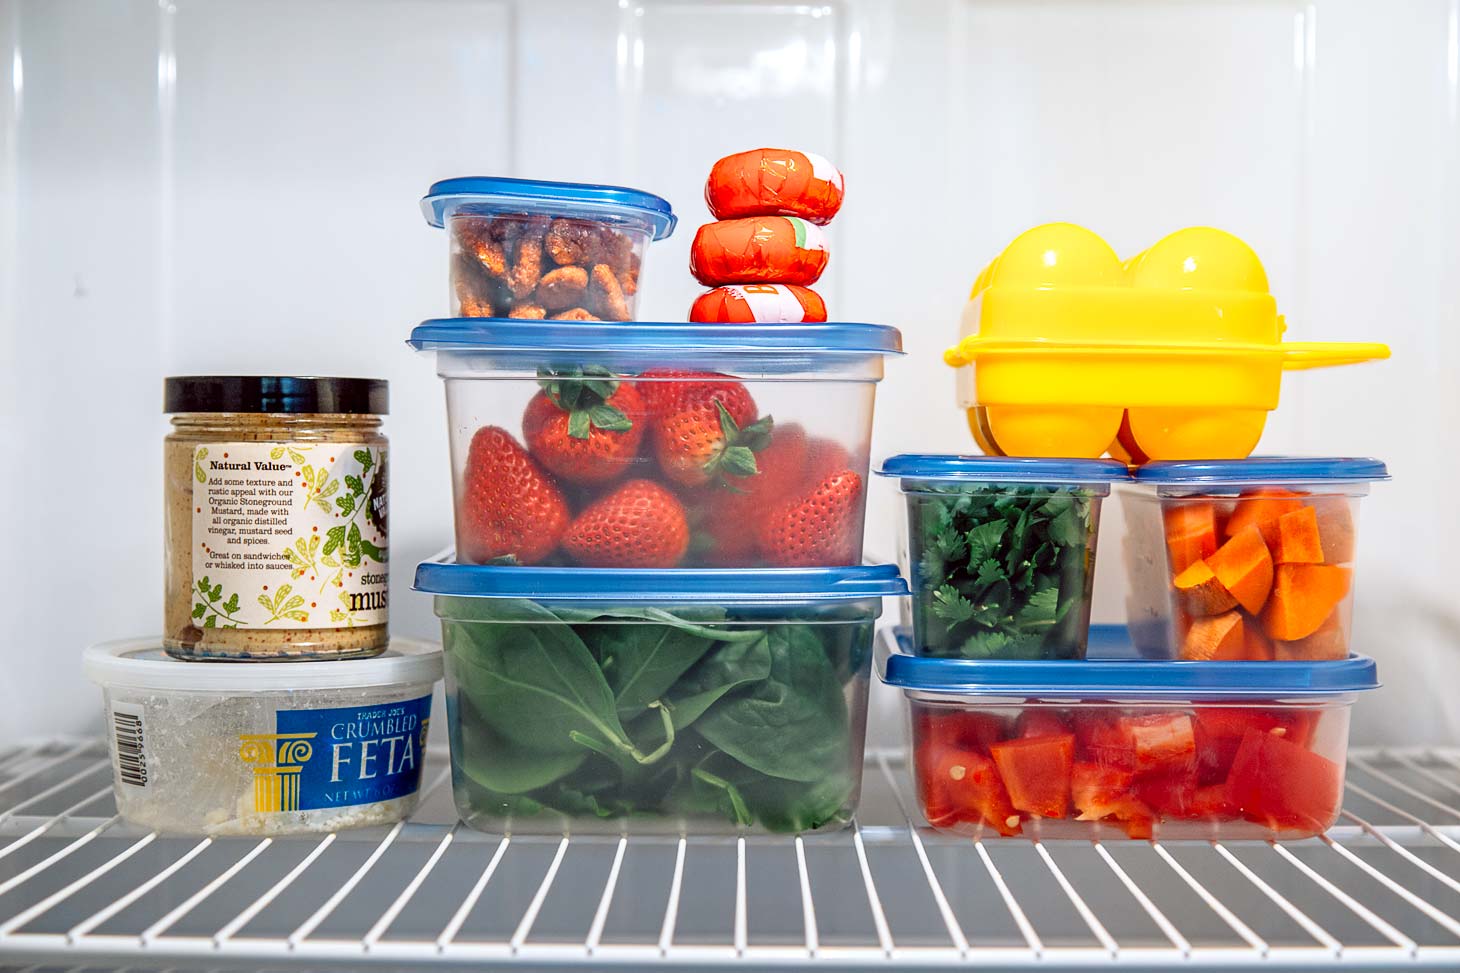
422 177 677 321
1120 458 1388 661
408 318 902 568
416 556 906 834
878 626 1378 839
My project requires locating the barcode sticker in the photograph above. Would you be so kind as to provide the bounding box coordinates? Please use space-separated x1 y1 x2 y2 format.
111 702 148 789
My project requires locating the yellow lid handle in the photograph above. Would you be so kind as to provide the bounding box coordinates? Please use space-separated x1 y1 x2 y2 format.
1280 342 1391 371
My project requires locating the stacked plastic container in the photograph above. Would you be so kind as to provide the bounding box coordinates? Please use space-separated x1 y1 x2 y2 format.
411 168 907 833
876 223 1390 840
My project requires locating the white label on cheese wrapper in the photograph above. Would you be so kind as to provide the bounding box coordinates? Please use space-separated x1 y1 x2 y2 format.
729 284 810 323
802 151 844 190
190 441 388 630
787 218 828 252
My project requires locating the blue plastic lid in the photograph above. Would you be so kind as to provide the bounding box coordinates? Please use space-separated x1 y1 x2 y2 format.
414 556 909 603
877 454 1130 485
421 176 677 239
408 319 904 355
1135 457 1389 485
878 627 1379 698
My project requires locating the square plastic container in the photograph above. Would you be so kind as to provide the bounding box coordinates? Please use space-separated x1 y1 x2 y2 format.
1121 458 1389 661
879 626 1378 840
83 638 442 836
410 319 903 568
876 455 1129 660
415 557 907 834
422 177 676 321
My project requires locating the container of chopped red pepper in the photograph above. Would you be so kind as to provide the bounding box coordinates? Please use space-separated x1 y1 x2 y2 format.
879 626 1378 839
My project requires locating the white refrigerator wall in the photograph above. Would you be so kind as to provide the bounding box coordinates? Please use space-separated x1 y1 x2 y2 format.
0 0 1455 745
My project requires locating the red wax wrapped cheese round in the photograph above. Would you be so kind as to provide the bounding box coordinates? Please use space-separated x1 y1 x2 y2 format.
689 217 829 287
706 148 845 224
689 284 827 323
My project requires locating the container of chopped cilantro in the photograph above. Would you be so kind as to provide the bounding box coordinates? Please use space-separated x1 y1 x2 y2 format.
877 456 1130 660
414 555 907 834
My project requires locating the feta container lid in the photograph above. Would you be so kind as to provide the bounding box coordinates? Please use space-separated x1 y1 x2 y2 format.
421 176 677 239
1134 456 1389 485
408 319 904 356
415 555 909 603
877 454 1129 487
878 626 1379 698
83 638 443 693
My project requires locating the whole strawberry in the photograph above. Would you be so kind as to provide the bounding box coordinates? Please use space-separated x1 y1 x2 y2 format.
696 423 809 564
757 469 864 566
523 365 645 484
564 479 689 567
636 368 757 427
458 426 570 565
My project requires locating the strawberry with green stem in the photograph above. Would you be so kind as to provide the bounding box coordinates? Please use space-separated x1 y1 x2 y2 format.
758 469 864 566
524 365 646 485
459 426 570 564
655 397 774 488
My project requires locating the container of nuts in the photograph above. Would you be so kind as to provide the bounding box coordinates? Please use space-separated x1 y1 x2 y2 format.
421 177 677 321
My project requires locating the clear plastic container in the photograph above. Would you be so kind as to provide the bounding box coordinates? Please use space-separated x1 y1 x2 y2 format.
421 177 676 321
410 319 903 568
879 626 1378 840
877 455 1129 660
1121 458 1389 661
415 557 907 834
83 638 442 836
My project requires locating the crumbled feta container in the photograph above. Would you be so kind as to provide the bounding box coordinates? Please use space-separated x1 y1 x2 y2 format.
84 638 442 835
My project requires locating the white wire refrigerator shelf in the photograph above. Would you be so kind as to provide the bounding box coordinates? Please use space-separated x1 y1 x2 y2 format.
2 742 1460 971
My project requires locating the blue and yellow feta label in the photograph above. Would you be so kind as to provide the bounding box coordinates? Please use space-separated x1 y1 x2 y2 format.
238 695 431 813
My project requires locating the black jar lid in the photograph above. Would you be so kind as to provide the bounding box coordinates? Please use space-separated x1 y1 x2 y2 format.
164 376 388 416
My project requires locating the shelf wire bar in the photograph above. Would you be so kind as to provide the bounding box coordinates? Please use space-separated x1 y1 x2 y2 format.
0 743 44 774
973 838 1043 958
435 835 508 950
1269 841 1416 952
1210 841 1341 955
510 835 568 953
287 821 403 947
1340 807 1460 901
140 838 272 943
1091 840 1190 956
656 836 687 955
1395 751 1460 799
583 835 627 956
1319 831 1460 940
733 836 748 956
213 833 338 945
1150 841 1266 956
364 825 458 949
1345 778 1460 855
874 752 969 955
1349 754 1460 822
66 836 213 942
1033 840 1120 957
0 763 109 824
792 835 818 956
0 785 114 865
851 822 894 957
0 816 119 899
0 744 97 806
0 832 157 936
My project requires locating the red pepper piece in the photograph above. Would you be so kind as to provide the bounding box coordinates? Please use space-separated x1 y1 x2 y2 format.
917 745 1021 835
1017 709 1072 739
1225 727 1343 835
990 733 1075 819
1192 707 1317 785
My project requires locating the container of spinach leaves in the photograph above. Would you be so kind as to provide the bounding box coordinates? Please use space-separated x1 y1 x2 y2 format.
415 558 907 834
877 455 1128 660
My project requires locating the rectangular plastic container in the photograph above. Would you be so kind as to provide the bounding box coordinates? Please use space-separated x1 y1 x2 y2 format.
879 626 1378 840
1121 458 1389 661
876 455 1129 660
410 319 902 568
422 177 677 321
416 557 906 835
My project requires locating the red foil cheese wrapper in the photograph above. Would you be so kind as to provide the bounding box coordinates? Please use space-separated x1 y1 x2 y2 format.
689 284 828 323
689 217 829 287
705 148 845 225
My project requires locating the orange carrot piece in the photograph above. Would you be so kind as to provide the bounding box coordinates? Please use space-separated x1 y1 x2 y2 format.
1261 564 1352 641
1310 496 1355 563
1225 489 1305 549
1271 506 1324 565
1164 502 1219 574
1172 559 1238 616
1275 610 1347 660
1206 525 1274 615
1244 622 1276 661
1181 611 1246 660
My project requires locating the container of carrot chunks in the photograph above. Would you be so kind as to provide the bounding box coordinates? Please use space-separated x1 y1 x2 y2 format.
1120 458 1388 661
879 626 1378 839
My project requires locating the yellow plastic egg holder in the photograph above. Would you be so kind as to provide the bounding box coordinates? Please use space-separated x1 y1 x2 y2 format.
944 223 1390 460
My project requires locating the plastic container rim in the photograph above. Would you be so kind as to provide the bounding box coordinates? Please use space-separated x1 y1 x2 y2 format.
83 637 443 693
408 319 905 355
421 176 676 238
1134 456 1390 486
877 454 1130 486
